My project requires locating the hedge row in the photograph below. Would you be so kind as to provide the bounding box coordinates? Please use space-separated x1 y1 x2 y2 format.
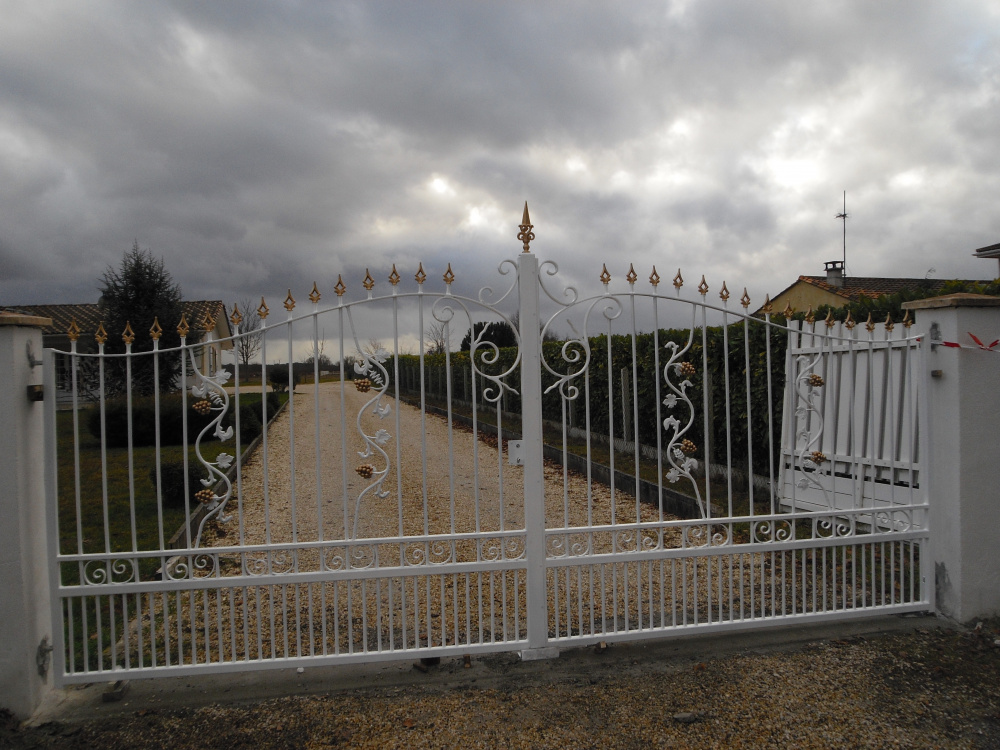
392 321 789 477
88 391 282 448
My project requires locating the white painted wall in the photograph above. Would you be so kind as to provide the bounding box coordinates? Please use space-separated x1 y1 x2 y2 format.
0 315 53 718
906 295 1000 622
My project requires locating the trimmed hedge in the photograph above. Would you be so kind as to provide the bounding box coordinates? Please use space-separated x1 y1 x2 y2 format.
88 391 281 448
393 321 789 478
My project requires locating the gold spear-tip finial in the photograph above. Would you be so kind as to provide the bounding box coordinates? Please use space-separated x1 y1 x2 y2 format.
517 202 535 253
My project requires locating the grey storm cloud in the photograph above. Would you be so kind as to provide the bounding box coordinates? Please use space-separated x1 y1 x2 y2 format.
1 0 998 325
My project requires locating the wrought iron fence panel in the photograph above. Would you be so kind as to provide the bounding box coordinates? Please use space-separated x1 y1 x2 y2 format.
44 211 930 683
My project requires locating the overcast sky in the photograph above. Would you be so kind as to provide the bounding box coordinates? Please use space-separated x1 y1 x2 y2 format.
2 0 999 327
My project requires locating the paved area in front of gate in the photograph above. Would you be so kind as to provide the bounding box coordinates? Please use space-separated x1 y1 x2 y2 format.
18 614 1000 748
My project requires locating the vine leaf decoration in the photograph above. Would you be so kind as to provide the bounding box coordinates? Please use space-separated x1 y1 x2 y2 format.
659 333 708 519
186 351 236 547
791 354 835 509
349 328 394 540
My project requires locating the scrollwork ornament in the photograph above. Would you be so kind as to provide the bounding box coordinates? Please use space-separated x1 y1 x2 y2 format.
791 352 835 509
348 544 377 570
346 310 396 539
186 350 236 547
504 536 525 560
659 331 707 517
323 546 347 572
83 558 138 586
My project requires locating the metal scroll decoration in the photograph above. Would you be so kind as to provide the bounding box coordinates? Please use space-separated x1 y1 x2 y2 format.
188 350 235 547
659 330 707 518
350 338 393 539
790 353 834 509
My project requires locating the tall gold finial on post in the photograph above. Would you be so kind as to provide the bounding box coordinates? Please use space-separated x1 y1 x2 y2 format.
517 202 535 253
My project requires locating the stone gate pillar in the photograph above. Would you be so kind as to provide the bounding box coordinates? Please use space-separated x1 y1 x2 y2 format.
0 312 53 718
903 294 1000 623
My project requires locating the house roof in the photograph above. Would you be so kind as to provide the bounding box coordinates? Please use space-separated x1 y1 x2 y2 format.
973 242 1000 259
1 301 232 345
793 275 956 302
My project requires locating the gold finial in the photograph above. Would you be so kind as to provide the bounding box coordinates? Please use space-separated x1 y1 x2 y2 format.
67 319 80 342
740 288 751 308
600 264 611 284
177 314 190 337
761 294 773 314
309 282 321 303
865 312 875 333
845 310 855 329
697 275 709 296
673 269 683 290
517 202 535 253
805 306 815 325
825 310 835 328
202 310 215 331
389 264 400 286
230 304 243 327
719 281 730 302
783 303 794 318
626 264 638 284
150 317 163 341
334 275 346 297
415 263 426 285
122 321 135 345
363 269 375 291
649 266 660 287
283 290 295 312
885 313 894 332
902 310 913 328
257 297 269 319
95 321 108 345
443 263 455 285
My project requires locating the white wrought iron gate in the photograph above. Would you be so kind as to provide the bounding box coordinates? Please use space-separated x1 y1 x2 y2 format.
44 214 931 684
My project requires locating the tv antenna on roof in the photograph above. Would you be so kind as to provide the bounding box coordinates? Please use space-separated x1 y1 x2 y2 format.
835 191 848 274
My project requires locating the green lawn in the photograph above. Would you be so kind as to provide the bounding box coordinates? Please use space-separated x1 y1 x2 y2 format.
56 392 285 582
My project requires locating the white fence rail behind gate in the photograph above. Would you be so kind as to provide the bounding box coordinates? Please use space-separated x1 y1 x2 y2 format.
779 319 923 520
45 220 931 685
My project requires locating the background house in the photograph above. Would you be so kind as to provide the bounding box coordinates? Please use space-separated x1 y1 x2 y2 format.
757 259 992 316
2 301 232 404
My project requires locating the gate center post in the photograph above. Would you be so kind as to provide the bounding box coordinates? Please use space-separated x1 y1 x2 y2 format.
516 250 557 659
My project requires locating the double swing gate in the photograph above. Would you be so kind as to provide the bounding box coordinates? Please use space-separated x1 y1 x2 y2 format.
44 223 931 684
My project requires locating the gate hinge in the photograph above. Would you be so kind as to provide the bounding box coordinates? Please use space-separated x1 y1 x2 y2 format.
508 440 524 466
37 636 53 678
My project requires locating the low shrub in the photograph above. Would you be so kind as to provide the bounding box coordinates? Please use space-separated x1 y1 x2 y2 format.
269 368 300 393
149 460 204 509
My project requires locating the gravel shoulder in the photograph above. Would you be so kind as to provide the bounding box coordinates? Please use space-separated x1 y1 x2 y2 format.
14 616 1000 749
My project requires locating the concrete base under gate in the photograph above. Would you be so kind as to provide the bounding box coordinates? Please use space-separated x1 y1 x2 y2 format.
27 614 938 726
519 646 560 661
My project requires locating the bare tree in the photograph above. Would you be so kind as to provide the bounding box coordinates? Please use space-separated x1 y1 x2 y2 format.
425 321 450 354
303 331 331 368
363 337 386 357
233 296 264 379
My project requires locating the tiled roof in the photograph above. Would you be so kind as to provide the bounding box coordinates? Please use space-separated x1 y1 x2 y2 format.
796 276 956 301
1 301 231 340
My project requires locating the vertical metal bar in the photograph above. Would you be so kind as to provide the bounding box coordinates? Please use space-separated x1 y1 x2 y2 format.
721 305 733 517
764 312 776 515
313 299 324 543
628 287 641 525
43 349 66 682
391 289 404 538
653 295 664 524
517 252 548 651
743 313 754 515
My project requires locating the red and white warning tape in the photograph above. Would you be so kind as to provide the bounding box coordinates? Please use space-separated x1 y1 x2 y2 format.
941 333 1000 352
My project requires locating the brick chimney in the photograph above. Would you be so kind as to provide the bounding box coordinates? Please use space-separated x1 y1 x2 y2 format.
824 260 844 288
